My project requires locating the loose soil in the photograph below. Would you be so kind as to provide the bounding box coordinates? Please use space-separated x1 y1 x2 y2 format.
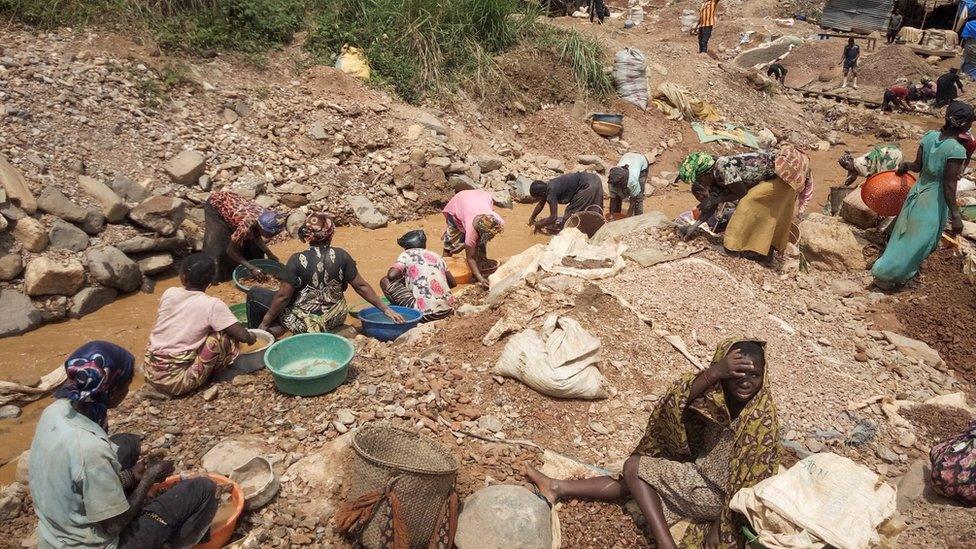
893 250 976 386
902 404 975 446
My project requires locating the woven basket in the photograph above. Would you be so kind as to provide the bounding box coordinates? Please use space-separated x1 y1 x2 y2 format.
348 425 459 548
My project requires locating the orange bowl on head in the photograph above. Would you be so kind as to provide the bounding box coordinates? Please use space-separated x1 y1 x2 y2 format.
152 474 244 549
861 170 917 217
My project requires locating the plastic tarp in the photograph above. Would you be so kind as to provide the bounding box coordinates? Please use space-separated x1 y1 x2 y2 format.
652 82 722 122
493 315 608 400
730 453 898 549
956 0 976 32
691 123 760 149
963 20 976 40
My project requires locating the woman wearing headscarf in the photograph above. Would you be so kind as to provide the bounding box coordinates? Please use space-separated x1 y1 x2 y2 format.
678 147 814 260
203 189 285 282
380 230 457 322
838 144 904 187
872 101 973 289
442 189 505 289
250 212 403 336
30 342 219 548
526 338 779 549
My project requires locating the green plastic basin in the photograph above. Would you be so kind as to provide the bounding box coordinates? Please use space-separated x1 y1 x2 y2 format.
230 303 248 326
263 333 355 397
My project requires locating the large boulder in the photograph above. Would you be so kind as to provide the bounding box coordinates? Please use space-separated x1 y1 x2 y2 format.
136 253 174 276
450 174 481 193
108 175 150 204
48 218 90 252
129 196 186 236
799 213 869 271
77 175 128 223
0 290 42 337
115 234 185 254
36 186 87 223
85 246 142 293
11 217 49 252
164 150 206 186
0 155 37 214
455 485 552 549
492 190 513 209
24 257 85 296
347 195 388 229
0 253 23 280
512 176 535 203
884 331 945 369
69 286 118 318
840 189 880 229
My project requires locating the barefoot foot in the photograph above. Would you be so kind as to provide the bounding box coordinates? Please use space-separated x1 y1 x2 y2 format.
524 466 559 504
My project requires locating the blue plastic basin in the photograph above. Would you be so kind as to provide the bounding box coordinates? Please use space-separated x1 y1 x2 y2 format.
263 333 356 396
358 305 422 342
232 259 285 292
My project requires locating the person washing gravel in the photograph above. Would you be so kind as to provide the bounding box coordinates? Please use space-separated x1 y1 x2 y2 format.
529 172 605 234
838 144 904 187
380 230 457 322
442 189 505 290
608 152 650 218
526 338 779 549
203 189 285 283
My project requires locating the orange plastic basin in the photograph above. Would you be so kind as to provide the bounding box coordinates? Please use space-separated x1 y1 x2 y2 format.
152 474 243 549
861 170 917 217
445 256 498 284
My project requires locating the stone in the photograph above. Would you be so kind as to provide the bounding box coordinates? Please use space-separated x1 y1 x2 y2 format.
136 253 174 275
0 482 25 520
884 331 945 369
47 218 90 252
0 290 41 337
108 175 150 203
164 150 206 186
202 386 219 401
478 414 504 433
129 196 186 236
0 404 22 419
404 124 425 140
24 257 85 296
0 254 23 280
11 217 48 253
450 174 481 193
492 191 513 209
798 213 868 271
0 202 25 221
416 112 446 134
77 175 128 223
512 176 535 203
475 155 504 173
428 156 451 170
222 107 239 124
288 432 355 522
829 279 862 297
0 155 37 213
279 194 308 208
276 182 314 195
230 175 265 199
79 210 106 235
36 186 87 223
68 286 117 318
309 122 328 140
839 189 879 229
336 408 356 425
85 246 142 293
116 234 185 254
402 190 419 201
577 154 607 173
347 195 388 229
286 210 307 237
544 158 565 172
201 435 276 477
455 485 552 549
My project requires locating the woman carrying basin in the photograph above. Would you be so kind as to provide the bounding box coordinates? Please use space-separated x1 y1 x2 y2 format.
249 212 403 337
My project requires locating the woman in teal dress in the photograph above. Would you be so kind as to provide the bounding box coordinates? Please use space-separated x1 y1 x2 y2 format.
872 101 973 289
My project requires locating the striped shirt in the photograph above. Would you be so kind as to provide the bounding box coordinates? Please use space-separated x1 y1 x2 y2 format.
698 0 718 28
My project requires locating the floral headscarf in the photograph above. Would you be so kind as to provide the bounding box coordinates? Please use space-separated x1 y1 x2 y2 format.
53 341 135 430
299 212 335 246
678 152 716 184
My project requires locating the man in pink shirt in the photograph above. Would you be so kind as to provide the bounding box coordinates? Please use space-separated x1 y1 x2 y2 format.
442 189 505 289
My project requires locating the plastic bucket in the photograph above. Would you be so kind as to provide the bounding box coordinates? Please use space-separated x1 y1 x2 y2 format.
152 474 243 549
263 333 356 396
359 305 423 341
229 303 248 326
231 259 285 292
231 329 274 373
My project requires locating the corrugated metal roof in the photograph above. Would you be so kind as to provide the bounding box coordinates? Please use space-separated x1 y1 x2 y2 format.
821 0 897 32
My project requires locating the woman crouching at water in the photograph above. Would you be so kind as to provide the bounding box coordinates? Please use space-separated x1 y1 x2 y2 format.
526 338 780 549
144 254 255 397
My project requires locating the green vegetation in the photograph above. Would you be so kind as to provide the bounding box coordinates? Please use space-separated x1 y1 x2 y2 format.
0 0 612 104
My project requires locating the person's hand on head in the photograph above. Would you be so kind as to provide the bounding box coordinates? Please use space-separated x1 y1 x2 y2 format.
709 349 754 381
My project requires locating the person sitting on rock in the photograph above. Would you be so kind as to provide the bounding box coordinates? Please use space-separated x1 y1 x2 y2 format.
30 341 220 548
143 253 255 397
766 62 787 85
608 152 650 219
380 230 456 323
442 189 505 289
678 148 813 263
838 144 904 187
526 338 779 549
250 212 402 336
203 189 285 282
528 172 604 234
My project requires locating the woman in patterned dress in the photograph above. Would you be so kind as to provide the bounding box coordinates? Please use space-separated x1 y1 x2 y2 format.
248 212 403 336
526 338 780 549
380 230 457 322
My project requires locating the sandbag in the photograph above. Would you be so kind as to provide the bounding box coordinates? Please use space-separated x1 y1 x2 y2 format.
679 9 698 32
335 45 371 80
730 452 898 549
493 315 607 399
897 26 924 45
613 48 649 109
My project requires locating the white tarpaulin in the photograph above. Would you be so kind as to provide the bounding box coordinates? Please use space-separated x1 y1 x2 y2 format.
493 315 607 400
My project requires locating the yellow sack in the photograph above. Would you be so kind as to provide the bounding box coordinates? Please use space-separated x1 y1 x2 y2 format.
335 45 371 80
